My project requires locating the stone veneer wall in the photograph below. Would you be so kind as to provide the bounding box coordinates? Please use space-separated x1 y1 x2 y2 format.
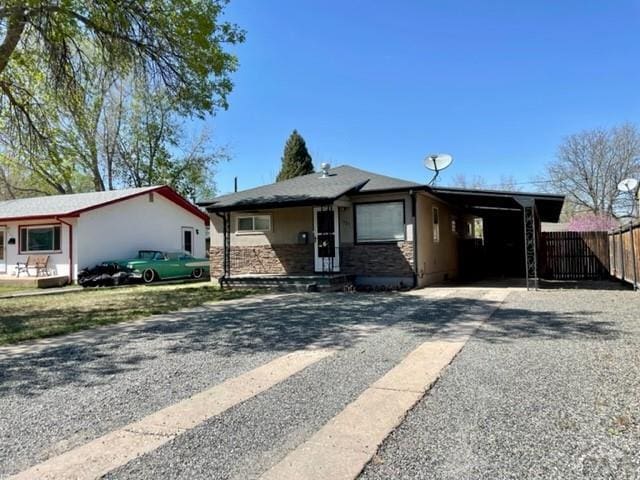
340 242 414 277
210 244 314 277
210 241 414 278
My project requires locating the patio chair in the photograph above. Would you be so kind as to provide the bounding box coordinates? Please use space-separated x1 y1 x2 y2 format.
15 255 50 277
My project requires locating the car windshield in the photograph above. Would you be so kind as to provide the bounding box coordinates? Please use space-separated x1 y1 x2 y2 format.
138 250 163 260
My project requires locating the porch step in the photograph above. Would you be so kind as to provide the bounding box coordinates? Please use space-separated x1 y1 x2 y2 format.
222 275 354 292
0 275 70 289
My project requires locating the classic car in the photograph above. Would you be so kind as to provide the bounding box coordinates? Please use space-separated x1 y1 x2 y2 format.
112 250 210 283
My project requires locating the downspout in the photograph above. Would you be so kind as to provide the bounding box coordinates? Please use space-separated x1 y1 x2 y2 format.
214 211 227 288
410 190 418 288
56 217 73 284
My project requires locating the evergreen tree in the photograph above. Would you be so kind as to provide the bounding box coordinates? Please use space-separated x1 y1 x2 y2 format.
276 130 314 181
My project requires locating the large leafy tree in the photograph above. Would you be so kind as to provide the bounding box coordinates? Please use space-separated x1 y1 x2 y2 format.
544 123 640 218
0 1 243 199
0 1 243 140
276 130 314 182
0 68 226 198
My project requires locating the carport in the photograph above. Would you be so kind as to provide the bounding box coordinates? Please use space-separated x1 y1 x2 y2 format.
431 187 565 289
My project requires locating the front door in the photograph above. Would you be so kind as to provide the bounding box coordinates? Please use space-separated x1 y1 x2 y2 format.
182 227 194 255
314 207 340 272
0 228 5 274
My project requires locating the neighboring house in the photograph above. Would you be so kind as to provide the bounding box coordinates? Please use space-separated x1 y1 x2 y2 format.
200 165 565 288
0 186 208 282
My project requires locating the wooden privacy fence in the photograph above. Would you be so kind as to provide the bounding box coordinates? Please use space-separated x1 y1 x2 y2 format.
539 232 610 280
609 223 640 288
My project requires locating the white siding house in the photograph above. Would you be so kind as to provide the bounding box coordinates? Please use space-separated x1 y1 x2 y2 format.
0 186 208 282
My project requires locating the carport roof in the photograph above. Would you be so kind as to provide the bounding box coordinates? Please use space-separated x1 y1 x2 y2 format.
431 186 565 222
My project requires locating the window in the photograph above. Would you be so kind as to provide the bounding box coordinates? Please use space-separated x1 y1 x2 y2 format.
236 215 271 233
19 225 61 253
451 216 458 235
432 207 440 243
355 201 405 242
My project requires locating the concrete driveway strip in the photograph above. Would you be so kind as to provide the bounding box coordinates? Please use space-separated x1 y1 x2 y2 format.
2 291 428 477
101 288 493 479
260 289 509 480
8 348 334 480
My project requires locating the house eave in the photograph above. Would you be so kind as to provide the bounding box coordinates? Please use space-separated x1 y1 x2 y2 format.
205 184 430 214
0 213 80 222
206 197 336 213
0 186 209 225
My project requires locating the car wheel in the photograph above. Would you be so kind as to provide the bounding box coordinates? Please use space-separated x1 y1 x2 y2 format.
142 269 156 283
192 268 204 279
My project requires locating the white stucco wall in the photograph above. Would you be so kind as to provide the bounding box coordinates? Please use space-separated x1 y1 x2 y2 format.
1 192 205 281
1 218 77 278
76 192 206 275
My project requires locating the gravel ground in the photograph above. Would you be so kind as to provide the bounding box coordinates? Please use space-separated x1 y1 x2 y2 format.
9 287 630 480
2 290 478 478
360 289 640 480
105 289 496 480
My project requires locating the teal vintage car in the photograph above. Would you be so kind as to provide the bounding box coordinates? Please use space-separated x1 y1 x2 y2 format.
114 250 210 283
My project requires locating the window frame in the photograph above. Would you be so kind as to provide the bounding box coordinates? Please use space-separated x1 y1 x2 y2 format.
19 224 62 254
235 214 272 234
354 200 406 244
432 206 440 244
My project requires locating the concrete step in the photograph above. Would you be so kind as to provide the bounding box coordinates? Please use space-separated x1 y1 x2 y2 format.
223 275 354 292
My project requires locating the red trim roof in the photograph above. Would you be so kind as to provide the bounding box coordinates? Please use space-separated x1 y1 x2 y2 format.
0 186 209 224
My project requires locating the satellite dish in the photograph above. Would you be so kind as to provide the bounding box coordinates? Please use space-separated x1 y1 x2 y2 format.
424 153 453 185
424 153 453 171
617 178 639 193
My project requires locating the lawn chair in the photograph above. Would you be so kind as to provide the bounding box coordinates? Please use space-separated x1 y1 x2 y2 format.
15 255 50 277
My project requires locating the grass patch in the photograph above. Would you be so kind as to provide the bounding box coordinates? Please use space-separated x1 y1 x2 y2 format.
0 284 256 345
0 285 36 296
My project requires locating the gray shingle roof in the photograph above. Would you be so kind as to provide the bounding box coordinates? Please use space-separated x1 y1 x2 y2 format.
202 165 423 211
0 186 158 220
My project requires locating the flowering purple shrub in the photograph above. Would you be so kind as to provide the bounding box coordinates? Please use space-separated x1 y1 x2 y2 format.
568 214 618 231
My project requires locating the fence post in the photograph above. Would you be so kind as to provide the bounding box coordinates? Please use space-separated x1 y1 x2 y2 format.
620 229 625 282
631 224 638 290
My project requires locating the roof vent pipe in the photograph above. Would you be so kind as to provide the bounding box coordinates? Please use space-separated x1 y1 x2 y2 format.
320 163 331 178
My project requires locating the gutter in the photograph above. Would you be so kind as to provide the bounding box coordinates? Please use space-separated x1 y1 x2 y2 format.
55 216 73 284
410 190 418 289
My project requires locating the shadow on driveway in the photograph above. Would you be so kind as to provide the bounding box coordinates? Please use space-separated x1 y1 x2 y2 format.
0 292 626 397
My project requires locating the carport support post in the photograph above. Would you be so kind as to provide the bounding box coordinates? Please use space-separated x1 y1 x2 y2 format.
224 212 231 280
515 196 538 291
215 211 231 289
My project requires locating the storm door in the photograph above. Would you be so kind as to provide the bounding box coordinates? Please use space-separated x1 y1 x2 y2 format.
313 207 340 272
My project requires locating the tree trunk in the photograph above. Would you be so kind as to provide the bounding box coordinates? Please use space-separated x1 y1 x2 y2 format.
0 6 27 76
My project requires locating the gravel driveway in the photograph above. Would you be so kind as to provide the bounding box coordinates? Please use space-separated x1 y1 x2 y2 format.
360 289 640 480
1 289 489 478
2 286 638 480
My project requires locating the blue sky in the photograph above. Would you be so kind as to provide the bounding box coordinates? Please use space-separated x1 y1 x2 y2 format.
201 0 640 195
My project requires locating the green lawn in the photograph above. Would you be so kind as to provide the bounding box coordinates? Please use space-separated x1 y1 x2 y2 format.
0 284 256 345
0 285 38 296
